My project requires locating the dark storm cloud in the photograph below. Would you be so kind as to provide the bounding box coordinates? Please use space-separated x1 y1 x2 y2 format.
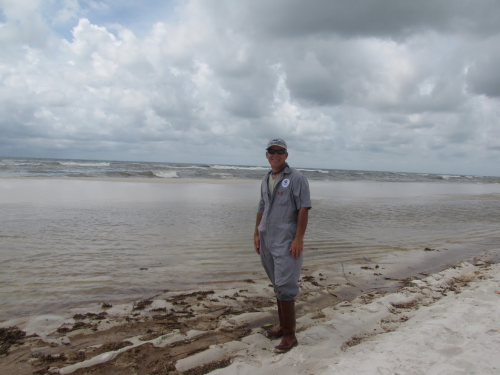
210 0 500 39
466 50 500 98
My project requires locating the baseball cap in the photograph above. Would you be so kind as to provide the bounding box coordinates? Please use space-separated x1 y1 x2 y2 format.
266 138 287 150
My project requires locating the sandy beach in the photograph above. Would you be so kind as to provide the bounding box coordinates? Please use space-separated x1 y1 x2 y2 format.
1 248 499 375
1 178 500 374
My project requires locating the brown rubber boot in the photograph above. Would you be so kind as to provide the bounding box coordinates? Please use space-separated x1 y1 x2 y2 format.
265 298 283 339
274 300 298 353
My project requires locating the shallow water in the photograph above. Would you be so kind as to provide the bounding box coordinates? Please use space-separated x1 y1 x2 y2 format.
1 179 500 322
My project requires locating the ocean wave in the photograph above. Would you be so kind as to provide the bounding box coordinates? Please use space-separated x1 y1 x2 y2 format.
209 172 235 178
439 175 462 180
9 163 45 168
162 165 209 170
0 161 43 167
59 162 110 167
153 171 179 178
210 165 268 171
298 168 329 174
105 171 133 177
2 157 498 183
105 171 157 178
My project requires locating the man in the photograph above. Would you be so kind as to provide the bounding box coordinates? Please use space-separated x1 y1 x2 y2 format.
254 138 311 353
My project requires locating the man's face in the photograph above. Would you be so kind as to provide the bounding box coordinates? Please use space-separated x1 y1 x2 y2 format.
266 146 288 170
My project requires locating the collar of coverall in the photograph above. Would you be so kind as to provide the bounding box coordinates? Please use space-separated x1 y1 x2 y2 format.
269 163 289 177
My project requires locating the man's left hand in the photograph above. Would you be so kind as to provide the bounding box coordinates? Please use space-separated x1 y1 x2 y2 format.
289 238 304 259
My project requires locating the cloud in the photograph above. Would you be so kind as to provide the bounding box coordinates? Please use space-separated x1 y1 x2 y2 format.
0 0 51 48
466 35 500 98
0 0 499 175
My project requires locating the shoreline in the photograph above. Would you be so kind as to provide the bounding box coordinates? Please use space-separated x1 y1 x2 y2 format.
1 241 494 326
2 248 499 375
2 177 500 206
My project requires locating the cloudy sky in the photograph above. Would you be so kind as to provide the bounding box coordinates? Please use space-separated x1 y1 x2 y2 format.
1 0 500 175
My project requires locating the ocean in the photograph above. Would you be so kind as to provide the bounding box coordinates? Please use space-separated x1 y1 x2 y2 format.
1 157 500 324
1 156 499 183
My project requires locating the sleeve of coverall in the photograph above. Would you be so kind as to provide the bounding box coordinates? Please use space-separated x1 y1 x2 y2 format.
293 175 312 210
257 181 265 214
258 197 265 214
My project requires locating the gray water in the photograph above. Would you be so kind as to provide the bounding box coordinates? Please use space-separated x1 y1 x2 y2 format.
1 156 499 183
1 179 500 323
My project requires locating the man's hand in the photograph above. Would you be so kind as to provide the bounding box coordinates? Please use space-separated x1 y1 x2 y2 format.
254 232 260 255
254 212 263 255
289 237 303 259
289 208 308 259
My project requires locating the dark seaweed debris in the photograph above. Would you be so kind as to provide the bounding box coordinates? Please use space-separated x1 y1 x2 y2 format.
133 299 153 311
73 312 108 321
0 326 26 356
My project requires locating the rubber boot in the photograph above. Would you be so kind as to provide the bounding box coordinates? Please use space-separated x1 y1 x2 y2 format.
274 300 298 353
265 298 283 339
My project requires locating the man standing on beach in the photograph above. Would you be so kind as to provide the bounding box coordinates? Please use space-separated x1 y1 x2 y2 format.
254 138 311 353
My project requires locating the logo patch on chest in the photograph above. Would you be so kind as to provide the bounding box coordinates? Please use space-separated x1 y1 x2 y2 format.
277 191 283 195
282 179 290 188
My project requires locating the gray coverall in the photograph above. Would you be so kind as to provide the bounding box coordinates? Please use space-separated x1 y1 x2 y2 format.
257 165 311 301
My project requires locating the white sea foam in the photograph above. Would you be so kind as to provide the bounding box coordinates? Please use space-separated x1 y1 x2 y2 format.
59 162 110 167
163 165 208 169
210 165 268 171
298 168 329 174
440 175 461 180
1 161 42 166
154 171 179 178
